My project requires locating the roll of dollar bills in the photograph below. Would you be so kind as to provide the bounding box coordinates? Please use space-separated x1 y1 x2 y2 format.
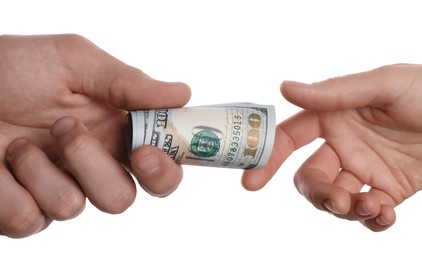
125 103 275 169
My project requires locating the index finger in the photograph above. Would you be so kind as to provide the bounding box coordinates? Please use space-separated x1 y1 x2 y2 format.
281 64 417 111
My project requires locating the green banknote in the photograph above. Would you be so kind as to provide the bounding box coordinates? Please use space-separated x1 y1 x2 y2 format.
126 103 275 169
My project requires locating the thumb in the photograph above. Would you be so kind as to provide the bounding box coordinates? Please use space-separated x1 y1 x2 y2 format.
92 64 191 110
281 65 410 111
58 34 191 110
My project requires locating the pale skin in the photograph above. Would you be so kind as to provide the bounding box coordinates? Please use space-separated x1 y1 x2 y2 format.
243 64 422 232
4 35 418 238
0 34 191 238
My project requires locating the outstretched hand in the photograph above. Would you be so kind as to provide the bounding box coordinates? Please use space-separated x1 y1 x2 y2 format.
243 64 422 231
0 34 191 238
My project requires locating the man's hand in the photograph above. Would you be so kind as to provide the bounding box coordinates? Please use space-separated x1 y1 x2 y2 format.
0 34 191 238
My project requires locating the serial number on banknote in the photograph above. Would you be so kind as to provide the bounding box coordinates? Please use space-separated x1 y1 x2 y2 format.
223 114 243 166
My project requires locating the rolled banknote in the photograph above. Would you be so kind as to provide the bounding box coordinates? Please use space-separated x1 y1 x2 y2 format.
125 103 275 169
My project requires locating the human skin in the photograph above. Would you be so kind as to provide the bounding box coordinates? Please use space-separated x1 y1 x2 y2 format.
0 34 191 238
242 64 422 232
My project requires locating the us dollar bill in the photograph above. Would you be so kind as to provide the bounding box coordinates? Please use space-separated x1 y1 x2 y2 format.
125 103 275 169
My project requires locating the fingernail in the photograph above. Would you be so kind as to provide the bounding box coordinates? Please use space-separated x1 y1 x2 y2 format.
375 216 389 226
324 200 340 214
136 154 160 175
51 117 76 138
355 201 371 216
282 80 309 87
7 138 29 155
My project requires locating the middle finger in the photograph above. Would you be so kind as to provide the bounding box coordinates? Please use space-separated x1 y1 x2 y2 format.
51 116 136 214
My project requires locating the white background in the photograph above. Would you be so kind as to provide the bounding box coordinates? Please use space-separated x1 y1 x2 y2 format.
1 1 422 259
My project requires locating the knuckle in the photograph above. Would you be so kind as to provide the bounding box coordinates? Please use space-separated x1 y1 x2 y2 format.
61 133 94 160
99 186 136 214
10 145 40 171
50 190 86 220
376 64 395 73
58 33 89 46
1 206 43 238
373 65 398 85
